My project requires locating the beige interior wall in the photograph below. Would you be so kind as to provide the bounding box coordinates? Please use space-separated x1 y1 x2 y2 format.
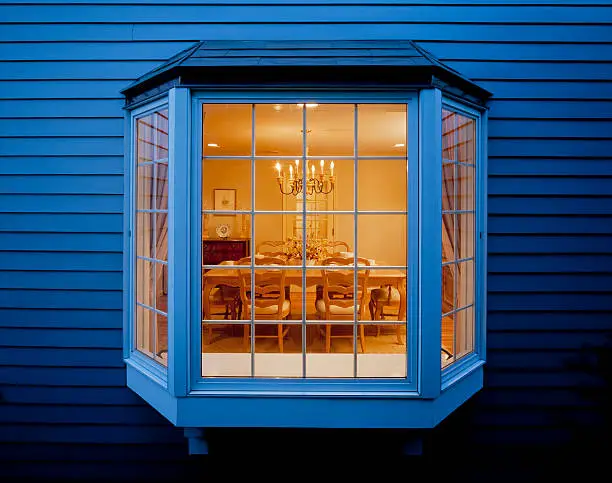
202 158 407 265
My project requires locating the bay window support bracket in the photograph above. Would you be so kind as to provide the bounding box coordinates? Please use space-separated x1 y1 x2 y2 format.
184 428 209 455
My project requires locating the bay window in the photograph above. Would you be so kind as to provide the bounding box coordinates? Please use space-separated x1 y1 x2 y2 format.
121 40 490 442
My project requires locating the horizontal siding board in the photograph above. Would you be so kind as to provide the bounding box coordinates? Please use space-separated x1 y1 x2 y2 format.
484 371 603 389
489 159 612 177
0 385 143 406
489 99 612 119
0 366 126 386
488 235 612 254
1 138 124 156
0 61 155 81
0 177 122 195
0 270 122 290
0 309 121 329
488 254 612 272
485 351 590 371
489 178 612 196
0 252 122 270
0 424 184 444
0 214 122 233
488 293 612 311
488 120 612 139
0 347 123 367
423 41 612 62
0 405 168 425
0 290 122 310
448 60 612 81
0 442 186 463
0 327 122 350
0 194 123 213
489 139 612 158
478 388 598 408
0 80 125 100
488 273 612 291
1 22 611 42
0 157 123 175
0 234 122 253
0 100 124 119
478 81 612 100
0 118 122 137
488 216 612 235
488 197 612 215
0 42 191 61
488 312 612 331
2 5 612 24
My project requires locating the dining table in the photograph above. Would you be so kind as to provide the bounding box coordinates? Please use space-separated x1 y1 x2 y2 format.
202 262 407 323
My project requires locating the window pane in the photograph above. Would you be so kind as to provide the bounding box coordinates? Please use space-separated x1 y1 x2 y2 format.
255 159 286 211
457 164 475 211
203 104 251 156
442 264 455 315
136 305 155 357
442 162 455 212
203 159 251 211
155 313 168 366
136 258 154 307
255 104 302 156
307 104 354 157
358 104 407 157
154 161 169 211
136 212 154 258
456 260 474 309
457 213 474 260
357 214 406 267
358 159 407 211
155 212 168 262
134 106 169 367
155 263 168 313
136 164 153 210
442 214 455 264
456 307 474 360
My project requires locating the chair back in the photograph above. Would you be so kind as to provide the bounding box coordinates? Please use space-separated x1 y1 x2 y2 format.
236 256 287 319
320 257 370 318
255 240 287 259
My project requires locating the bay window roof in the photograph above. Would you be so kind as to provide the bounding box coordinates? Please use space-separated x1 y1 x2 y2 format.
121 40 492 106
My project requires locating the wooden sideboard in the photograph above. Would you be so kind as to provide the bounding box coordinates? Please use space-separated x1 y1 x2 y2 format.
202 238 250 265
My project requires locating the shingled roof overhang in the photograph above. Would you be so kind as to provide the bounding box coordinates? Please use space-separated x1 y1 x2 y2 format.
121 40 492 107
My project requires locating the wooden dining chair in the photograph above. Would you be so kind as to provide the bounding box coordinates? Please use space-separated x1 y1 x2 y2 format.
368 279 406 345
203 261 242 344
255 240 288 260
236 256 291 352
315 257 370 353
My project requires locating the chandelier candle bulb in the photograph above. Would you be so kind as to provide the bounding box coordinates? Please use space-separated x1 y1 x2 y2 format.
311 164 315 178
320 159 324 174
289 164 294 180
330 161 334 177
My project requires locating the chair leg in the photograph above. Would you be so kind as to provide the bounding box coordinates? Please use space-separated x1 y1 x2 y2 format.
359 325 366 353
243 324 249 351
278 324 284 353
325 324 331 353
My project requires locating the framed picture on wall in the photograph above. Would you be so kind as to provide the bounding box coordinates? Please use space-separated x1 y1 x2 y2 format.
213 188 236 211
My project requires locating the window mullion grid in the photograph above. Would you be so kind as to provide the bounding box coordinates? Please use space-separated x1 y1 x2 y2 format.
353 104 358 377
301 102 307 379
250 103 256 378
453 113 458 363
151 113 158 360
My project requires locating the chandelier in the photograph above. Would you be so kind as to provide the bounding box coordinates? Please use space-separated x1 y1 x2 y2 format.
276 159 335 196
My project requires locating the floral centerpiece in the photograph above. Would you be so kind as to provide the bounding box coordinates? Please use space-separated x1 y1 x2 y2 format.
285 237 330 263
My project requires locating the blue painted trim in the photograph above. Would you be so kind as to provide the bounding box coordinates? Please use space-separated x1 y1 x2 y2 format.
418 88 442 398
174 367 482 429
439 97 488 387
190 90 419 394
123 97 169 378
126 363 177 424
168 88 191 397
407 96 419 386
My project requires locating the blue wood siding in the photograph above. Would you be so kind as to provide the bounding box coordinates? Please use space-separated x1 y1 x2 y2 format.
1 0 611 477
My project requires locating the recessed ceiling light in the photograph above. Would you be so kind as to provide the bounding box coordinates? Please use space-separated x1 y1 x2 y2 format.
273 104 282 111
393 143 405 148
297 103 319 108
207 143 219 147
